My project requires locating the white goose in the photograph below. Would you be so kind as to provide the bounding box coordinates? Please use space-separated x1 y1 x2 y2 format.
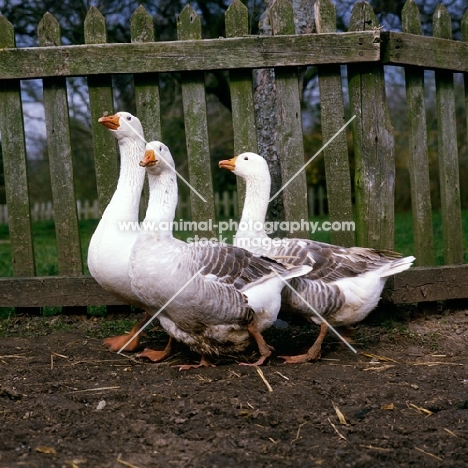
219 152 415 363
129 142 312 369
88 112 172 360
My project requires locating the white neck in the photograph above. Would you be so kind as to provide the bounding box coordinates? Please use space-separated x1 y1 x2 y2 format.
235 173 271 243
102 137 146 223
144 168 178 241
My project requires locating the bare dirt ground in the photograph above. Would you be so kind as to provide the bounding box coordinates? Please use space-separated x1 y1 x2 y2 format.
0 304 467 468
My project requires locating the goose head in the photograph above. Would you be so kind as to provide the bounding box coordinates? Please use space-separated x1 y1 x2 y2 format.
139 141 176 175
219 152 270 183
98 111 144 142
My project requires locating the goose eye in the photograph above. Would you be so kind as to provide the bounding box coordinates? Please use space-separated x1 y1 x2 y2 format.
244 156 249 160
159 146 162 152
126 116 131 121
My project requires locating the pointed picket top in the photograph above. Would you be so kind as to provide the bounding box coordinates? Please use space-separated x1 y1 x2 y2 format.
461 9 468 41
315 0 336 34
84 6 107 43
225 0 249 37
401 0 422 34
349 1 379 31
38 12 61 46
0 15 15 47
177 4 202 40
433 3 452 39
270 0 295 35
131 5 155 42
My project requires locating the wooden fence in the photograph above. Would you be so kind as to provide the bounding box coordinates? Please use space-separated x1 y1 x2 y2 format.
0 0 467 311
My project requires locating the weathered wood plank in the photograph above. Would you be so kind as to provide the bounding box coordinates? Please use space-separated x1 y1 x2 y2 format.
84 6 118 215
464 12 468 163
0 31 380 80
401 0 434 266
131 5 161 219
0 276 124 307
381 31 468 73
270 0 309 239
0 17 36 277
433 5 464 265
225 0 257 214
178 5 216 238
0 263 466 307
131 5 161 143
315 0 354 247
383 264 468 303
347 2 395 250
39 13 83 276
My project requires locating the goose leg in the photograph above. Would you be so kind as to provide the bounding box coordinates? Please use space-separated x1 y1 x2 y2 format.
137 336 174 362
335 325 356 347
239 321 274 366
103 312 152 352
175 355 216 371
279 322 328 364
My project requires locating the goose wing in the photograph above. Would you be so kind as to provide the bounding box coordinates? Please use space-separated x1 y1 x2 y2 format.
271 239 404 282
188 243 294 290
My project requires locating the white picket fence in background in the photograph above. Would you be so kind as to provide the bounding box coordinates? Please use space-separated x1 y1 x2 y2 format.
0 187 327 224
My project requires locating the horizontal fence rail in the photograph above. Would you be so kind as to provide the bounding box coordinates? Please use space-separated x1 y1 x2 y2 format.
0 31 380 79
0 0 467 312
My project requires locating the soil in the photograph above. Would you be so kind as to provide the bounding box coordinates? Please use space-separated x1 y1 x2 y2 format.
0 305 467 468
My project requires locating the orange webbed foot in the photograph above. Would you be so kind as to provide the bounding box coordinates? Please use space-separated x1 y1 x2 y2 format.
278 351 320 364
137 337 173 362
103 333 142 352
137 348 170 362
173 355 215 371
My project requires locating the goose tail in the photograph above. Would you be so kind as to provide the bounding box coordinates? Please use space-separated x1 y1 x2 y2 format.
379 255 415 278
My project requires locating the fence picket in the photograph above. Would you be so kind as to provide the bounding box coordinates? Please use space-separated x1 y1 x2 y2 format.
464 13 468 172
39 13 83 276
433 5 464 265
270 0 309 239
131 5 161 220
178 5 216 238
84 7 118 217
401 0 434 266
315 0 354 247
348 2 395 250
225 0 258 214
0 16 36 277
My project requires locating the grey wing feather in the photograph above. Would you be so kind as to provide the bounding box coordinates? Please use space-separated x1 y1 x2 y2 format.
189 244 288 290
271 239 403 282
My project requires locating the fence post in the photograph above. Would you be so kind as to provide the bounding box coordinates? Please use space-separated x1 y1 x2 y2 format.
348 2 395 250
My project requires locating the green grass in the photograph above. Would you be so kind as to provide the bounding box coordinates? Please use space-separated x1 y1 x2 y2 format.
0 210 467 320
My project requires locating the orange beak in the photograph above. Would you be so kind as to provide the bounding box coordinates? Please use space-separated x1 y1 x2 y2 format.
218 156 237 171
98 114 120 130
140 149 158 167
